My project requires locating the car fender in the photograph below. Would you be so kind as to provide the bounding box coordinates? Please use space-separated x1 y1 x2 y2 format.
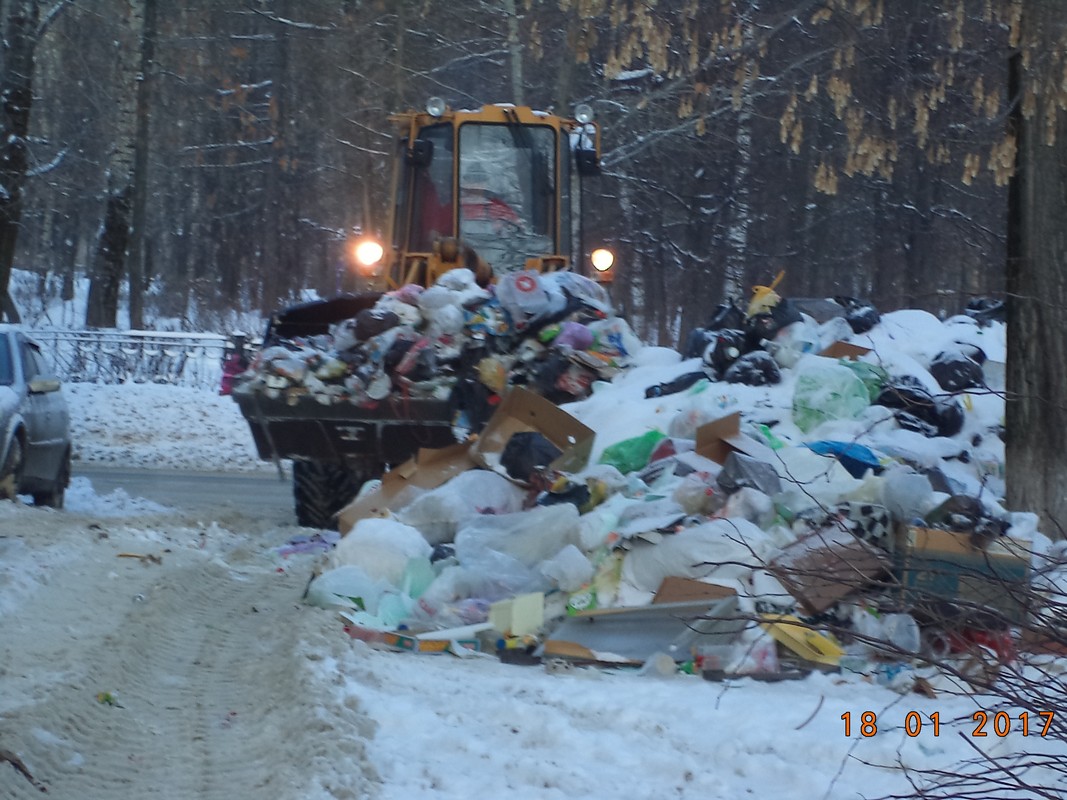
0 386 25 468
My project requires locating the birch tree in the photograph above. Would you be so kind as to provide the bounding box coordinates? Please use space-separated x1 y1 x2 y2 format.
85 0 147 329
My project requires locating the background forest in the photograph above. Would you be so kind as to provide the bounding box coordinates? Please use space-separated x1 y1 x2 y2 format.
2 0 1024 347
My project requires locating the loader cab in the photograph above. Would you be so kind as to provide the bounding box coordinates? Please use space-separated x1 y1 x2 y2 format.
363 102 603 289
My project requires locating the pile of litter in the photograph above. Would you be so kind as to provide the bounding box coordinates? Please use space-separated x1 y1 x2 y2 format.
296 280 1064 691
237 268 641 427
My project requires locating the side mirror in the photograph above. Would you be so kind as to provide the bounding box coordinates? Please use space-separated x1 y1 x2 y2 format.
28 377 61 394
575 147 600 176
406 138 434 167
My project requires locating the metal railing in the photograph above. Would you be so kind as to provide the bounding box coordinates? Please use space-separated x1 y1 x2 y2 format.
29 329 234 391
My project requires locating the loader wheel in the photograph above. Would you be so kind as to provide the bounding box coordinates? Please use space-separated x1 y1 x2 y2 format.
292 460 373 530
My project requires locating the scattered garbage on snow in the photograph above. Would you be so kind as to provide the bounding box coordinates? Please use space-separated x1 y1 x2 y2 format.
280 273 1058 694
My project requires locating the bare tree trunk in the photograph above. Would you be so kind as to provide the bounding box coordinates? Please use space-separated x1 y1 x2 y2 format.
85 0 145 329
0 0 41 322
1006 0 1067 538
127 0 157 330
502 0 524 105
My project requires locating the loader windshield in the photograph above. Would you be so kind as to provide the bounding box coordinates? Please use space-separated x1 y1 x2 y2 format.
457 122 558 274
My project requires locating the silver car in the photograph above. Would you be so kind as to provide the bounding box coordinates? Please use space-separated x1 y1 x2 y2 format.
0 326 72 507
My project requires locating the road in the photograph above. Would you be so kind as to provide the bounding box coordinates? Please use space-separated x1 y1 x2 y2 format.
74 464 296 525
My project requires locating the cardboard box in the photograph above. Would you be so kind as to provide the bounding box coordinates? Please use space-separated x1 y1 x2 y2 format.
337 442 477 534
769 527 891 614
695 412 775 466
894 526 1031 626
540 596 746 666
817 341 871 360
470 386 595 481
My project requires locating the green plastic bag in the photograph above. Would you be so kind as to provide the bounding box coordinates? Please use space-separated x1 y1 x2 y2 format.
792 361 870 433
838 359 888 402
598 429 667 474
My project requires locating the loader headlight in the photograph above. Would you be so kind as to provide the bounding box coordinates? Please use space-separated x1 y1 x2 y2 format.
353 239 385 272
574 103 595 124
426 97 447 117
590 248 614 272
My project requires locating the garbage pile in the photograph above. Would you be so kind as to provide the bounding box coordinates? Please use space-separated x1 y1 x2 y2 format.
237 268 641 425
302 280 1061 692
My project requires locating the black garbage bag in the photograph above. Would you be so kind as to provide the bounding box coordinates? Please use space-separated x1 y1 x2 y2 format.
354 308 400 341
706 300 747 331
450 377 497 435
702 328 748 375
645 370 708 398
537 480 592 510
500 431 562 483
683 327 717 360
929 349 985 393
834 296 881 334
874 376 964 438
724 350 782 386
964 297 1006 327
744 297 803 348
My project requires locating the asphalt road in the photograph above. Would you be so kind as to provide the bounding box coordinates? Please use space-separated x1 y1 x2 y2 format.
73 464 296 524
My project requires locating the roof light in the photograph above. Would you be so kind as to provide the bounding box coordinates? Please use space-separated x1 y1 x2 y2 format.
574 103 594 124
426 97 447 117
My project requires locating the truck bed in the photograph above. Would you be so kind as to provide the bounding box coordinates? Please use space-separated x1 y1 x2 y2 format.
232 386 457 466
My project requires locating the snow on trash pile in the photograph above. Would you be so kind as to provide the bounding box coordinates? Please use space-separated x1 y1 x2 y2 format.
304 285 1058 690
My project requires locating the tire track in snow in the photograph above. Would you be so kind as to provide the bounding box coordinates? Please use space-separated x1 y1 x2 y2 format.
1 548 377 800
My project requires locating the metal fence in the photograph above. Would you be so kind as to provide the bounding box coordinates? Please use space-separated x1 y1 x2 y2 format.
29 329 233 391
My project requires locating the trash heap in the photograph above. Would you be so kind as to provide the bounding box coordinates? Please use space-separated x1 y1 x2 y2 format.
301 280 1061 692
238 268 641 423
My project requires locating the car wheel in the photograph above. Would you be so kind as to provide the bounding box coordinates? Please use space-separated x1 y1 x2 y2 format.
34 448 71 509
0 437 24 501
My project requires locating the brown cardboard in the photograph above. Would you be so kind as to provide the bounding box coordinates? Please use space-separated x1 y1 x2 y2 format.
817 341 871 360
894 526 1031 625
337 441 477 534
652 577 736 605
470 386 595 480
769 527 891 614
694 411 775 466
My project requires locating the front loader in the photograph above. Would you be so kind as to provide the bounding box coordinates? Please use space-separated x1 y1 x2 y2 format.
233 99 612 528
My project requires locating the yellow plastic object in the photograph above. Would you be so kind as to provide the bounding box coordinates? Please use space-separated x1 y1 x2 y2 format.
747 270 786 317
759 613 844 666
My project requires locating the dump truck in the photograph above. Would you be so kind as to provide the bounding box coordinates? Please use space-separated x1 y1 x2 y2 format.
233 99 612 528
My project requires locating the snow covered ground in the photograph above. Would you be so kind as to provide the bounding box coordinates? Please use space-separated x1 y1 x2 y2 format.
2 307 1066 799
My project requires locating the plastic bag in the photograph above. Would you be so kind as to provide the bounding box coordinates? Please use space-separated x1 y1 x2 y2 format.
792 358 871 433
327 517 432 586
397 470 526 546
305 565 392 612
598 429 667 475
454 503 582 567
540 544 595 592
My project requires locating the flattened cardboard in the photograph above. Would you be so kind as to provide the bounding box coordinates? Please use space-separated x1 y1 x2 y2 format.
817 341 871 360
895 526 1031 625
694 412 775 466
337 441 477 534
470 386 595 480
769 527 891 615
342 619 491 654
540 596 745 665
652 577 736 605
